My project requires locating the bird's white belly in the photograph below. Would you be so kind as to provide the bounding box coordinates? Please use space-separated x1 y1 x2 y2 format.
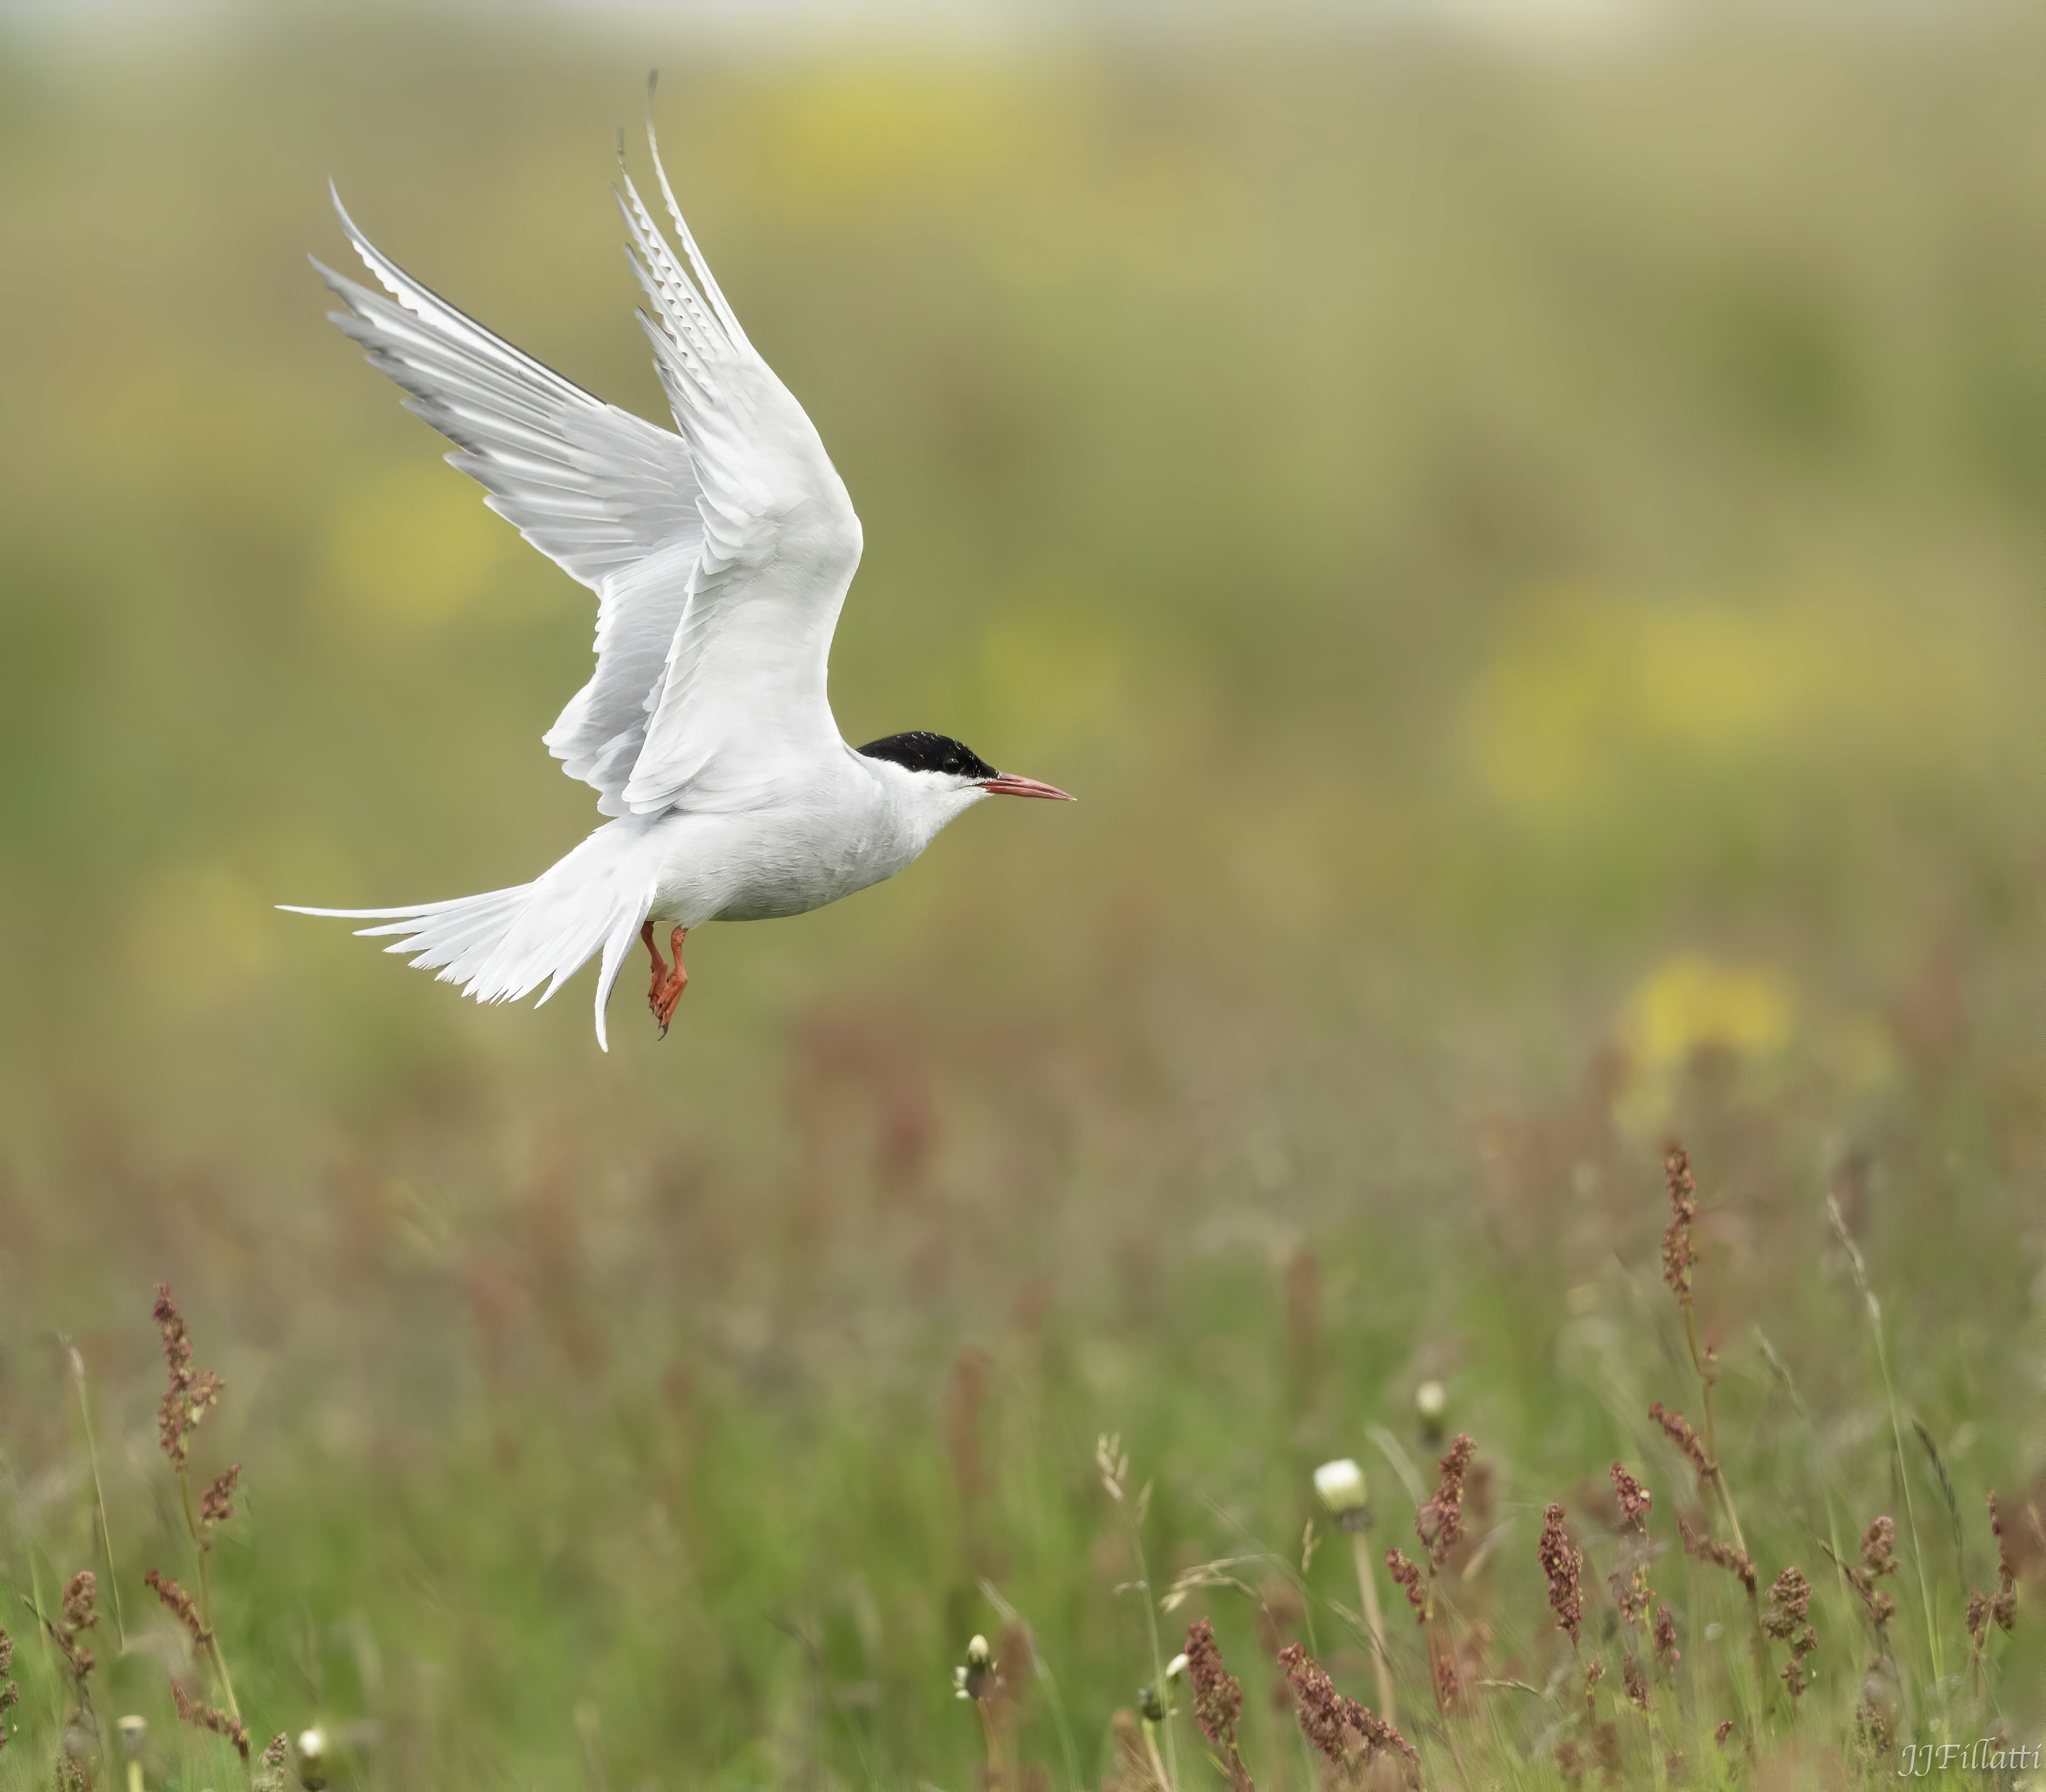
646 798 918 928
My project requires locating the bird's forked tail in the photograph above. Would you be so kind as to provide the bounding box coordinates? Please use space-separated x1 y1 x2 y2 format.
281 821 657 1049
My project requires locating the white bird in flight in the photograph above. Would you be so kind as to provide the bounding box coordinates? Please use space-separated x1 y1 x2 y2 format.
285 106 1073 1048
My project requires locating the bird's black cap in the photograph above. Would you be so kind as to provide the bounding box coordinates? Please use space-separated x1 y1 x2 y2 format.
857 731 998 781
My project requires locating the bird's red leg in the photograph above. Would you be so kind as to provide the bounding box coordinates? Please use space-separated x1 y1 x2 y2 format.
653 926 689 1037
641 920 669 1021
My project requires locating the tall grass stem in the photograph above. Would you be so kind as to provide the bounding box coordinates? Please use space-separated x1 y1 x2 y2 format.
66 1343 126 1650
1347 1532 1397 1729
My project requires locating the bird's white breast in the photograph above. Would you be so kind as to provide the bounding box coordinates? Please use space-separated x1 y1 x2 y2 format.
646 756 956 928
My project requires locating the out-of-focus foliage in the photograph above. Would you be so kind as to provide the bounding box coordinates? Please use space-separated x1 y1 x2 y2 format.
1 9 2043 1788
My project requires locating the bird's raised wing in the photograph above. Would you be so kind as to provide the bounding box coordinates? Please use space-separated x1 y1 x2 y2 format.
319 124 862 819
317 196 706 812
609 134 863 815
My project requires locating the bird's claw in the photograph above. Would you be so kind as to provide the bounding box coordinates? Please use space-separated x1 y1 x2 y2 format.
644 921 689 1037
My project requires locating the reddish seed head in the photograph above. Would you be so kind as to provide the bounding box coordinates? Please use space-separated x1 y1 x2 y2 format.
1277 1643 1349 1762
1385 1548 1426 1621
1678 1513 1756 1594
1539 1504 1585 1644
1609 1568 1650 1627
170 1678 248 1761
1850 1515 1899 1631
59 1573 96 1635
1661 1145 1698 1300
1989 1492 2019 1633
49 1572 99 1686
1762 1567 1812 1638
1416 1433 1476 1567
199 1463 241 1548
1762 1569 1818 1699
1610 1463 1653 1530
1622 1651 1649 1711
1276 1643 1416 1773
1780 1634 1815 1699
1653 1604 1680 1669
1432 1635 1460 1711
1966 1587 1991 1652
1648 1402 1711 1479
144 1567 208 1648
153 1284 222 1472
1183 1618 1242 1753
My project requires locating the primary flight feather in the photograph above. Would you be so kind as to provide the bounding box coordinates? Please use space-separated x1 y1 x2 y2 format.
284 106 1073 1048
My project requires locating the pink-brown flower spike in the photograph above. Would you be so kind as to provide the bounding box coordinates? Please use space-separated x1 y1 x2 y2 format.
1277 1643 1351 1761
199 1464 241 1547
60 1573 96 1637
1539 1504 1585 1644
1662 1145 1698 1298
1622 1652 1649 1711
1611 1463 1653 1529
1678 1513 1756 1594
153 1284 222 1471
1653 1604 1680 1670
49 1572 98 1687
144 1568 208 1648
1989 1492 2019 1633
1184 1620 1256 1792
1849 1515 1899 1632
1609 1568 1650 1627
0 1627 17 1749
170 1677 248 1760
1971 1491 2021 1655
251 1733 294 1792
1276 1643 1418 1782
1648 1402 1711 1479
1762 1567 1817 1698
1184 1620 1240 1748
1966 1588 1990 1653
1385 1548 1426 1620
1416 1433 1476 1567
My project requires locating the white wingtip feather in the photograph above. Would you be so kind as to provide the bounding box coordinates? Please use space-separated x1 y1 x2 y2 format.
642 73 754 356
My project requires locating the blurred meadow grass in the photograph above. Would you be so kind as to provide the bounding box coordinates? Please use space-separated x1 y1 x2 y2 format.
2 5 2045 1786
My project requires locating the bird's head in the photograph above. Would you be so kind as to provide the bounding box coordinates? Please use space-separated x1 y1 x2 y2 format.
857 731 1074 833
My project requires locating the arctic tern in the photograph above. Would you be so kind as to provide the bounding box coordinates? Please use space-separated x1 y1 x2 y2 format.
285 112 1073 1047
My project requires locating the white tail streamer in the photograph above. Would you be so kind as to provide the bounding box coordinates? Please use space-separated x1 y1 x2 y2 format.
282 821 657 1049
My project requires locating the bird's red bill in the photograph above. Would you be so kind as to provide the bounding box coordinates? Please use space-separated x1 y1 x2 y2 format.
981 774 1075 801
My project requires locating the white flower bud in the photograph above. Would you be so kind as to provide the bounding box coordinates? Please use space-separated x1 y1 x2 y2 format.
1314 1458 1367 1516
956 1634 996 1701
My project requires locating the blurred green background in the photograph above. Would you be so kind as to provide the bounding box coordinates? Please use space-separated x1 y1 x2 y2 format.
2 3 2044 1787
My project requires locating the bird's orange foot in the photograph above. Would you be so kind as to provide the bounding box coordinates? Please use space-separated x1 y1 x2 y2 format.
641 920 668 1016
645 923 688 1037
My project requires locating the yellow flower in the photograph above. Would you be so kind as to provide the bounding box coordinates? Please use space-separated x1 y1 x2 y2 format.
1625 953 1791 1070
